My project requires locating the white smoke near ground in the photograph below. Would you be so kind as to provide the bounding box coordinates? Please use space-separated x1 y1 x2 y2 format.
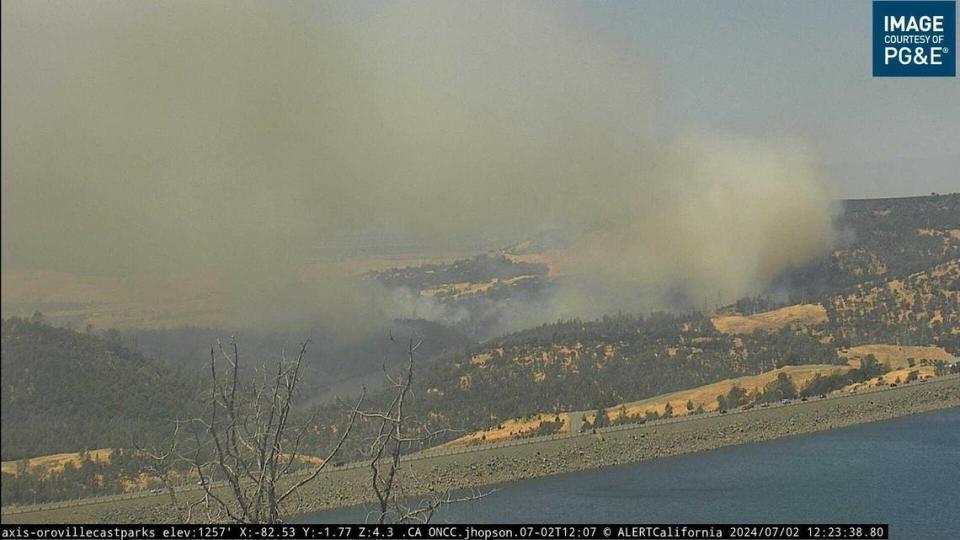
1 1 837 335
385 287 472 326
544 132 837 320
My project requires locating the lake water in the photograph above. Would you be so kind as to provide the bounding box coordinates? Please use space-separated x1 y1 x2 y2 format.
301 408 960 538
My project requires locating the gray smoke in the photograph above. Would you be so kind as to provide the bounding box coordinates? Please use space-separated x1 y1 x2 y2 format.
1 1 836 333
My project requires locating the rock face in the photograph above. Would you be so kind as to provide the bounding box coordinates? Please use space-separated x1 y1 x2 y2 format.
9 377 959 524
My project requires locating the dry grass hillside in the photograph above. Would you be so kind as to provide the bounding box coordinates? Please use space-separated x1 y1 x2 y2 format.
439 414 571 447
711 304 828 334
1 449 113 478
826 259 960 349
839 344 953 369
444 364 850 446
591 364 849 421
385 256 959 454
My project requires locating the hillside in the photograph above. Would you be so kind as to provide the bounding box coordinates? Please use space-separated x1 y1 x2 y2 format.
839 344 953 369
825 259 960 351
0 317 200 460
307 311 846 459
777 194 960 299
368 253 552 338
711 304 828 334
442 364 854 446
0 449 113 477
119 318 471 404
312 254 959 455
837 195 960 278
362 194 960 338
415 313 840 426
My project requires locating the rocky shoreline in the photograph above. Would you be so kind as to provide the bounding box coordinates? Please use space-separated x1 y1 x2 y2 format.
5 376 959 524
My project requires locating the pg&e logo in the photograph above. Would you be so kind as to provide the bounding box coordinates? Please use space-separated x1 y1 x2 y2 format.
873 1 956 76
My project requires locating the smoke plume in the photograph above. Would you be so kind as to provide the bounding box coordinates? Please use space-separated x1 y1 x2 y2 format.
1 1 836 332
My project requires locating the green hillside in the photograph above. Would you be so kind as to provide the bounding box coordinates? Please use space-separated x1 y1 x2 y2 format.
1 317 200 460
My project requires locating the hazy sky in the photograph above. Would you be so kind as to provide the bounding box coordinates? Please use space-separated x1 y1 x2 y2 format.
1 1 955 329
585 0 958 198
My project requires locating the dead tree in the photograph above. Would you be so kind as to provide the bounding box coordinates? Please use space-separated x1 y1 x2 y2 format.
146 335 484 524
137 420 204 523
357 336 488 524
188 339 363 523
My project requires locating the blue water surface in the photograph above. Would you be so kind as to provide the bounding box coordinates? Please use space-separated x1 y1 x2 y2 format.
302 408 960 539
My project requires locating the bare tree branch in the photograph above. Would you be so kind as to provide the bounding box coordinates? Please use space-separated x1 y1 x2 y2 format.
360 335 491 524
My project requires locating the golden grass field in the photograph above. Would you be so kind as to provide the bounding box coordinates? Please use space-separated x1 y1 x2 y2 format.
878 366 936 384
594 364 850 423
446 364 851 446
440 414 571 447
840 366 936 393
840 344 952 369
1 449 113 478
711 304 828 334
917 228 960 241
